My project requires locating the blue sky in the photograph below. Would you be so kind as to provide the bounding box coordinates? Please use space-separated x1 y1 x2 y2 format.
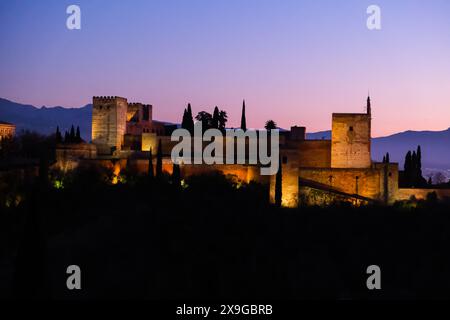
1 0 450 135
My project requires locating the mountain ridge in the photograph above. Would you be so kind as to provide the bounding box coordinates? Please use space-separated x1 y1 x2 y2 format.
1 98 449 174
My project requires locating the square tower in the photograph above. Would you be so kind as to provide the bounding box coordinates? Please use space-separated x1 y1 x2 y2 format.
92 96 128 154
331 113 371 168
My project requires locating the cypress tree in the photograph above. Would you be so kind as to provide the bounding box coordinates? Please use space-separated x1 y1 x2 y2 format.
240 100 247 131
411 151 417 186
212 106 220 129
55 126 62 143
64 131 69 143
156 139 163 178
181 108 187 130
386 152 390 164
187 103 194 134
382 155 386 163
70 125 75 142
417 145 423 184
76 126 81 142
148 148 154 178
275 156 282 207
404 151 412 186
172 162 181 187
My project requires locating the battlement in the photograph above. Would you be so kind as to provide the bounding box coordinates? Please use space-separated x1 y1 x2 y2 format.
93 96 127 104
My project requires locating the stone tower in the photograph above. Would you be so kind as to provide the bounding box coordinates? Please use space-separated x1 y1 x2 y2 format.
92 96 128 154
331 96 372 168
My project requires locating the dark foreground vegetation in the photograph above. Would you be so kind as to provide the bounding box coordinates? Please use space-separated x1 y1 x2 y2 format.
1 160 450 300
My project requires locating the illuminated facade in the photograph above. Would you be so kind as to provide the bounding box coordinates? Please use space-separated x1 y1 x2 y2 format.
0 121 16 143
59 95 404 207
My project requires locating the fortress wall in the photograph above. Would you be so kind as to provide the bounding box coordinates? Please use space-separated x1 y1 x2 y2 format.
298 167 383 201
55 143 98 171
373 163 399 204
331 114 371 168
396 188 450 201
96 156 265 185
297 140 331 168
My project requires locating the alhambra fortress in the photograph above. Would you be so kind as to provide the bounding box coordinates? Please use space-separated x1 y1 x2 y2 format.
52 95 449 207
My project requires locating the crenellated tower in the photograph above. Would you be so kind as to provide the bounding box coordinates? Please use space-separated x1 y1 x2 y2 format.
92 96 128 154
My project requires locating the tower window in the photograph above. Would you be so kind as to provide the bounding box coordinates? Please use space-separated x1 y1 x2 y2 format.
349 126 354 132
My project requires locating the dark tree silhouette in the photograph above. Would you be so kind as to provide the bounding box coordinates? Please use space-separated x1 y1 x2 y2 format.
417 145 423 182
240 100 247 131
148 148 154 178
195 111 213 132
172 162 181 187
265 120 277 130
186 103 195 134
212 106 220 129
181 108 188 131
386 152 390 164
218 110 228 133
275 157 282 207
156 139 163 178
55 126 62 143
404 151 412 185
76 126 81 142
70 125 75 142
402 147 426 187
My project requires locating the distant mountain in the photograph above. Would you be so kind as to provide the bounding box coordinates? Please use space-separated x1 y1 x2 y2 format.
372 129 450 172
306 129 450 174
306 130 331 140
1 97 449 174
0 98 92 140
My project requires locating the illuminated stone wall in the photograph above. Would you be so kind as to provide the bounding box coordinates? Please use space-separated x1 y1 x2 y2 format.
331 113 371 168
54 143 97 171
397 188 450 201
298 163 398 204
0 122 16 144
92 96 128 154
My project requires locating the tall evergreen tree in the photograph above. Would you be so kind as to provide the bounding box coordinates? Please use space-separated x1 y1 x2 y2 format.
148 148 154 178
416 145 423 182
212 106 220 129
240 100 247 131
76 126 81 142
156 139 163 178
404 151 412 186
64 131 69 143
55 126 62 143
275 156 282 207
181 108 188 130
382 155 386 163
411 151 417 186
70 125 75 142
186 103 194 134
172 162 181 187
385 152 390 164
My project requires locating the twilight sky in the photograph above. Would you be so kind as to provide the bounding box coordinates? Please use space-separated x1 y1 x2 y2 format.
1 0 449 136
